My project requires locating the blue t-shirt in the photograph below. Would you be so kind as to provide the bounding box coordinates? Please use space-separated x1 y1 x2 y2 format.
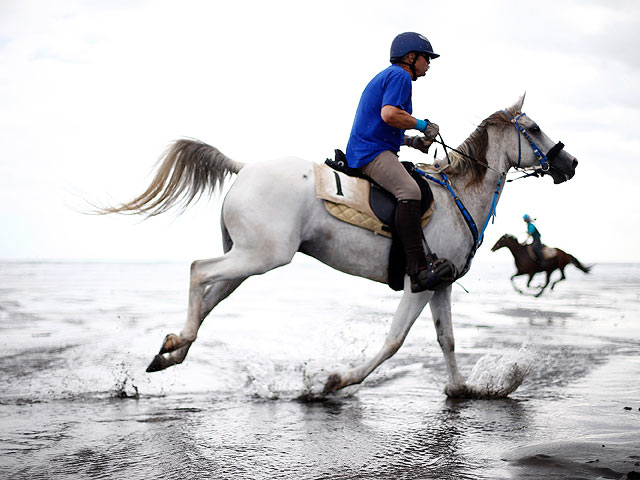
346 65 413 168
527 222 541 240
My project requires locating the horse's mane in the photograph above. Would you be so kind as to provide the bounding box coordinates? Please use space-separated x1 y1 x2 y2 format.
444 104 519 187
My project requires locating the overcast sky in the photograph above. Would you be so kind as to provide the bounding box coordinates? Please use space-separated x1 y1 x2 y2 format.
1 0 639 264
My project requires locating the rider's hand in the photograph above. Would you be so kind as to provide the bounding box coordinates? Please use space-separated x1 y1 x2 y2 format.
408 135 433 154
424 122 439 141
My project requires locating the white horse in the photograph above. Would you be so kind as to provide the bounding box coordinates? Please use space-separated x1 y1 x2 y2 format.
103 96 577 398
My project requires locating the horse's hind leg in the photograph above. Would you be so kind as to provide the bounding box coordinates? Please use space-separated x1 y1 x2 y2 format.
147 278 244 372
157 277 244 352
324 285 432 393
147 245 295 372
550 268 566 290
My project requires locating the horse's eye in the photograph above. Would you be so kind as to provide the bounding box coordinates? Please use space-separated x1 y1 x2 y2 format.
530 125 541 134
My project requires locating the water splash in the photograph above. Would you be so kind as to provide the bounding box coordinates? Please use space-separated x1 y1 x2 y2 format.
299 361 361 401
242 360 309 400
112 362 140 399
465 345 534 398
241 358 361 401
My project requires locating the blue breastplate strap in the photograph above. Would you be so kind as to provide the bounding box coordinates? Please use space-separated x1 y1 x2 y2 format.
421 171 480 244
416 167 504 278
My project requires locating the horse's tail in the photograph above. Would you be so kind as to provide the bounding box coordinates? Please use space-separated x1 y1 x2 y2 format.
569 255 592 274
99 139 244 217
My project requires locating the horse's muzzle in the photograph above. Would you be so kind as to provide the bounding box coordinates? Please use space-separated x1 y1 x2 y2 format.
545 142 578 184
548 157 578 184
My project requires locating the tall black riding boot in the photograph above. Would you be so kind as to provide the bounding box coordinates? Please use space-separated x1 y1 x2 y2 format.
532 241 544 268
394 199 440 292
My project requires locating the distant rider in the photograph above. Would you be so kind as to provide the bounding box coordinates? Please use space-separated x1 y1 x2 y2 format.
523 214 543 267
345 32 450 292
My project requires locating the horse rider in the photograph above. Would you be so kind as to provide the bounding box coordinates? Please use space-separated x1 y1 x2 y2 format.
345 32 450 293
523 214 543 266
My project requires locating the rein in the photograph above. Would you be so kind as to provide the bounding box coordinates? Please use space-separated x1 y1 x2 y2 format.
433 112 565 181
431 134 503 177
431 137 540 184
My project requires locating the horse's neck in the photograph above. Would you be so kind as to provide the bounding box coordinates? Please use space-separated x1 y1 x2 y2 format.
506 241 525 256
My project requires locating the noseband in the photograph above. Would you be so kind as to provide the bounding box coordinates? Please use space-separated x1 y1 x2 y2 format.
507 111 565 172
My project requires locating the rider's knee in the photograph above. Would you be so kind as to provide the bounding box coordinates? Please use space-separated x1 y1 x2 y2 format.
396 180 421 202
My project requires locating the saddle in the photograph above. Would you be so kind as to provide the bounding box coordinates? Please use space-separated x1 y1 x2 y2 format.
315 150 435 291
319 149 434 234
526 245 557 262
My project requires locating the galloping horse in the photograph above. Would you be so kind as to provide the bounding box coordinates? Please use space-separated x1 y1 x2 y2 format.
491 234 591 296
102 96 578 398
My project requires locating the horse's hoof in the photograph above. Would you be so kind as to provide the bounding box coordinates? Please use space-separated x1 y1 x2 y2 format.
444 383 472 398
158 333 186 354
323 373 342 394
146 354 167 373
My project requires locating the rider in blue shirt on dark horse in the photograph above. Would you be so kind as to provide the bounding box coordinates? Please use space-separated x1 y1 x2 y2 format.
523 214 543 267
346 32 449 293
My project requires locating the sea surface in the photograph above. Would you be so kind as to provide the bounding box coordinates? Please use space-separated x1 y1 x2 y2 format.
0 259 639 479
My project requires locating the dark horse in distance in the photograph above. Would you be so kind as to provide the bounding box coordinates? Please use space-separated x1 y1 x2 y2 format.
491 234 591 296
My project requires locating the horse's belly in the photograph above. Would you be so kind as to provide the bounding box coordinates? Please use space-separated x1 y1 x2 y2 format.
299 199 391 284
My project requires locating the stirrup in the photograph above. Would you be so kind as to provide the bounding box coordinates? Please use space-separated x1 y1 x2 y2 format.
410 254 458 292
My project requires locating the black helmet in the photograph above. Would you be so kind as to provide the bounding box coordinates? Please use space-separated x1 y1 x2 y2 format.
390 32 439 62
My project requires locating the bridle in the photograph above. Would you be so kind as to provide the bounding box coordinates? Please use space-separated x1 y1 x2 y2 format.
506 111 565 173
415 112 565 279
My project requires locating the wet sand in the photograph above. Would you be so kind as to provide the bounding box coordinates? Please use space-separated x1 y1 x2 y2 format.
1 260 639 479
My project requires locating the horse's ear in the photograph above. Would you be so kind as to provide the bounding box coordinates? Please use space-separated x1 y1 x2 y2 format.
505 93 526 116
515 92 526 112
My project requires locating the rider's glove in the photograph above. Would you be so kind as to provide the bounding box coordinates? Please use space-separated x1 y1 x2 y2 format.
424 122 439 141
407 135 433 154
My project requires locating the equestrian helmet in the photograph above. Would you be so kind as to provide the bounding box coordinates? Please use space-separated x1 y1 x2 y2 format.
523 214 531 221
390 32 440 62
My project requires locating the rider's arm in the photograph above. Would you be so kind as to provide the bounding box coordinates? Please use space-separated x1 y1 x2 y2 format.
382 105 439 145
525 228 533 243
381 105 423 130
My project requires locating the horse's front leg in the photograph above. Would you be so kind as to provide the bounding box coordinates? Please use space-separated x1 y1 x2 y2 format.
429 286 468 397
526 273 535 288
510 274 525 294
324 281 432 393
534 272 551 297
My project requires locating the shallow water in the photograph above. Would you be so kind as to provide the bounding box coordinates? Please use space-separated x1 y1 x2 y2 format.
1 259 639 479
